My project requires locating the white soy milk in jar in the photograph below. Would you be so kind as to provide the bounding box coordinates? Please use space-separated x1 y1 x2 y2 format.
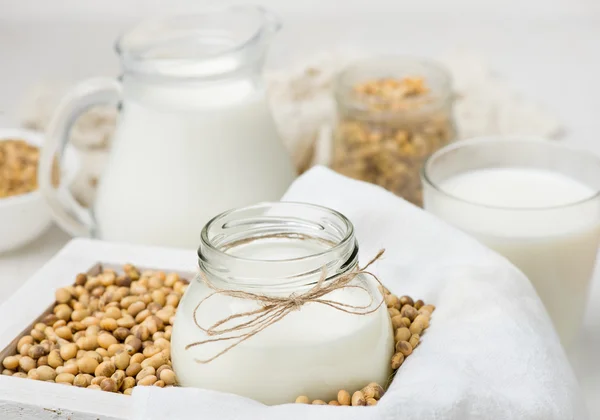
94 79 295 248
427 167 600 346
171 235 394 405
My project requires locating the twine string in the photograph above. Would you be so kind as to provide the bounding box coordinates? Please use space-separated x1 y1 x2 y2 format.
186 249 386 363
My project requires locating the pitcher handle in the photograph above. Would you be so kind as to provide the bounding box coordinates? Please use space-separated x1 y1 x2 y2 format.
39 78 122 237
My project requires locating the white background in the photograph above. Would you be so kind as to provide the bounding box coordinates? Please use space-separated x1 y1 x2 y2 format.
1 0 600 149
1 0 600 416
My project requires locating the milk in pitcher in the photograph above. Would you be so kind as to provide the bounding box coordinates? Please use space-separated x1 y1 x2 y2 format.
95 79 294 248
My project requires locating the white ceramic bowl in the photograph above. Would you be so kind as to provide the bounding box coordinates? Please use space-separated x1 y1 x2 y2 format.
0 128 79 253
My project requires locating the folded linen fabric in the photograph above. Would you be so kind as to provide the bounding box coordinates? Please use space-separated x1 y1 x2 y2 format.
131 166 586 420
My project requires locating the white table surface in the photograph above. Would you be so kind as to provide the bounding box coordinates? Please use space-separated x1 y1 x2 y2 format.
1 1 600 417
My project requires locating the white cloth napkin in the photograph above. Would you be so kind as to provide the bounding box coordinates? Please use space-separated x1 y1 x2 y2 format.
131 166 587 420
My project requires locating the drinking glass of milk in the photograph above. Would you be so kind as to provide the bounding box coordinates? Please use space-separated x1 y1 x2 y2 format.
38 6 295 248
422 137 600 348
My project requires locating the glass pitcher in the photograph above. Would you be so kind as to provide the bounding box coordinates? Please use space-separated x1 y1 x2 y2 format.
39 6 296 248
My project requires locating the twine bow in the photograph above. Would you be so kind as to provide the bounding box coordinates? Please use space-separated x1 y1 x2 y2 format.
186 249 386 363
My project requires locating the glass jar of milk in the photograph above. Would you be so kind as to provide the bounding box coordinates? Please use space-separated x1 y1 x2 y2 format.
171 202 394 405
422 137 600 348
38 6 296 248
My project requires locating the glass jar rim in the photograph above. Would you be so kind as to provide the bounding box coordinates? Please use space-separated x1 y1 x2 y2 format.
334 55 453 115
197 202 359 288
421 136 600 211
114 5 280 79
199 202 355 263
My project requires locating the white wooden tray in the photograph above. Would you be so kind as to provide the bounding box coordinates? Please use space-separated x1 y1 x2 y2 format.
0 238 197 420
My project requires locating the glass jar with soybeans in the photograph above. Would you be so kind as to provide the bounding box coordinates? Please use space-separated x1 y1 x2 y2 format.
171 202 394 405
332 57 456 206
